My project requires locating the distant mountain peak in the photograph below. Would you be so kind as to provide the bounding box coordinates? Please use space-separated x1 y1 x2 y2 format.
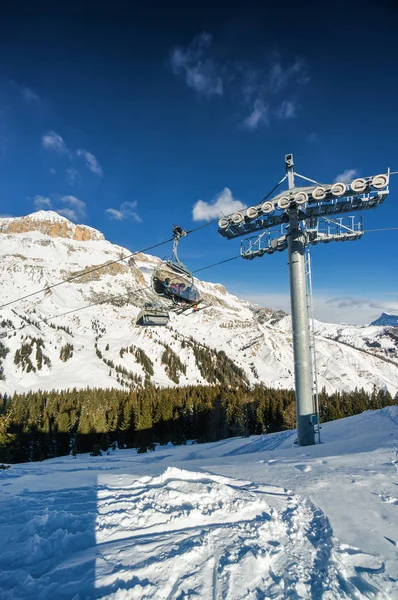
0 210 104 241
370 312 398 327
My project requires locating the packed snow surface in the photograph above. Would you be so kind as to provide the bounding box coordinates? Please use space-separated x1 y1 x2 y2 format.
1 407 398 599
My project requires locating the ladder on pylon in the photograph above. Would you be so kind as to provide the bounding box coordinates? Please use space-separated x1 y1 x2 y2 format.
305 245 321 443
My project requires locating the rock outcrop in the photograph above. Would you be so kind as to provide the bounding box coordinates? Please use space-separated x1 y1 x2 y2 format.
0 211 104 241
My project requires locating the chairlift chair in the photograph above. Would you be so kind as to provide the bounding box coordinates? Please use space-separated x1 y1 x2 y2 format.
152 225 200 306
136 302 169 327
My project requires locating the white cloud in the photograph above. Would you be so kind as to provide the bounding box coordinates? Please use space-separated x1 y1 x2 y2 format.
66 167 78 185
238 290 398 325
170 32 223 98
105 201 141 222
192 188 246 222
105 208 124 220
56 208 79 221
269 63 287 93
32 194 86 222
243 99 269 130
34 195 52 210
0 81 42 106
169 34 310 129
269 57 308 93
22 87 41 104
56 195 86 222
240 56 308 130
277 100 296 120
334 168 358 182
76 149 103 177
323 297 398 323
41 132 103 178
42 131 68 154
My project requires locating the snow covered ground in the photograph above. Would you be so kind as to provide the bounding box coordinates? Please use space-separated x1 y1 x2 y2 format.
1 407 398 599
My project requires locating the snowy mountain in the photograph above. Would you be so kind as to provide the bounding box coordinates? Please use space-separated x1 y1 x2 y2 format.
371 312 398 327
0 210 398 396
1 405 398 598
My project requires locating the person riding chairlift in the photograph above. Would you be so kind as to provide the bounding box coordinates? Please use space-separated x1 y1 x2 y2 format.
185 284 195 302
164 277 179 298
164 278 175 295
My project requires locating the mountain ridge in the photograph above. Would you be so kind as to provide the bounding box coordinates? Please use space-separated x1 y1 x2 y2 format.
0 210 397 396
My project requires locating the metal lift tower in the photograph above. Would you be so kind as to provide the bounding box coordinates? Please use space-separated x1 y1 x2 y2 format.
218 154 390 446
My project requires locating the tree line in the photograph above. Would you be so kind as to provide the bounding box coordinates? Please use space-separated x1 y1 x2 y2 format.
0 384 396 463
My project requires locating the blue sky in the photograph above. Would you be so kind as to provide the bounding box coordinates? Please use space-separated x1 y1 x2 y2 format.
0 0 397 324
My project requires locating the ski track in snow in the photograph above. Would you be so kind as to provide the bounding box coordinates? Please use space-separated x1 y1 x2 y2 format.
0 467 392 600
224 430 295 457
0 476 396 598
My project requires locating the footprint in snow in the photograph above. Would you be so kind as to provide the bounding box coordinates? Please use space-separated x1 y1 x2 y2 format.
379 494 398 505
337 545 385 575
295 464 311 472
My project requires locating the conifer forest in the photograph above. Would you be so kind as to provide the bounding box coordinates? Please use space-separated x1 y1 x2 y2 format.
0 383 396 463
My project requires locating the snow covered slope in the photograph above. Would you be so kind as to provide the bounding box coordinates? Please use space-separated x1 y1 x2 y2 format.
0 210 397 395
1 406 397 599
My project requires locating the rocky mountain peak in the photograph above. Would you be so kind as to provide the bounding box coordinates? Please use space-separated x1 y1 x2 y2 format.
0 210 104 242
370 312 398 327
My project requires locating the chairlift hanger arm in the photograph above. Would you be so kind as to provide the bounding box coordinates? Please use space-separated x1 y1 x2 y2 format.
171 224 189 270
